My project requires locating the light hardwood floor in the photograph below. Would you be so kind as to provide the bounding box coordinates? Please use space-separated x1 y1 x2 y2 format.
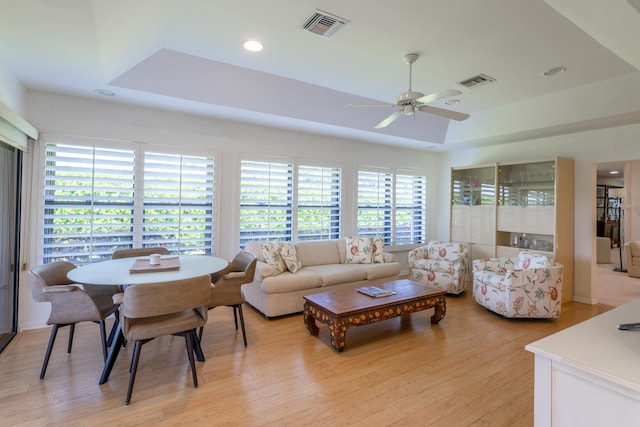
1 290 611 426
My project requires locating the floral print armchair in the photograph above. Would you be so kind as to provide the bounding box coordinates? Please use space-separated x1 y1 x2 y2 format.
472 252 563 318
408 241 470 294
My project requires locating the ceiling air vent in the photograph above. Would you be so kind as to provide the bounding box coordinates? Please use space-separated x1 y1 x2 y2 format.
301 9 350 39
459 73 496 88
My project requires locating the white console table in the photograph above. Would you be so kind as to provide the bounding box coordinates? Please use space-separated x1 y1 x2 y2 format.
525 298 640 426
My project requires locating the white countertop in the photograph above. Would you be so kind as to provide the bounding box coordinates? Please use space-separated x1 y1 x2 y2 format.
526 298 640 393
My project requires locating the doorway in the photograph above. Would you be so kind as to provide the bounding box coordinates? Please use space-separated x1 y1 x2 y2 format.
0 141 22 353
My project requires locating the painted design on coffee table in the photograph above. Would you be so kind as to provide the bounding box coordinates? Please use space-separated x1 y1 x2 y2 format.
303 294 446 352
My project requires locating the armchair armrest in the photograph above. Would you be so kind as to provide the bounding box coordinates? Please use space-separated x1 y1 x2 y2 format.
407 246 429 267
224 271 247 280
42 284 81 293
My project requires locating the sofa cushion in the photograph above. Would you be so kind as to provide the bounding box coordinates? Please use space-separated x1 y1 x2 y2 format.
365 262 401 280
428 241 463 261
413 258 454 274
629 241 640 257
278 242 302 273
245 241 265 262
345 236 374 264
372 237 384 263
304 264 367 286
295 240 340 266
514 251 549 269
260 242 287 275
260 270 323 294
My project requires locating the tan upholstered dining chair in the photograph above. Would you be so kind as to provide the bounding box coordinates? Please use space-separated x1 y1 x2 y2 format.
199 251 257 346
118 275 211 405
111 246 170 260
27 261 119 380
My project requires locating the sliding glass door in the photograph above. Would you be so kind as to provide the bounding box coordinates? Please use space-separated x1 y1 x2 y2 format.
0 141 21 353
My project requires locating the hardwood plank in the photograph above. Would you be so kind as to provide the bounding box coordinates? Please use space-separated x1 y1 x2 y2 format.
0 290 612 425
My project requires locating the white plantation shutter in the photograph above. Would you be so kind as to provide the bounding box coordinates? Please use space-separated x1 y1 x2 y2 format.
43 144 136 264
357 170 392 244
297 166 341 240
395 174 426 245
41 142 216 264
143 152 215 254
240 161 293 244
357 169 427 246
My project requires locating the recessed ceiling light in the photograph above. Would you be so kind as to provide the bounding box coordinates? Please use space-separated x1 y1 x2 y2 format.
243 40 264 52
94 88 115 96
445 99 460 105
543 66 567 77
610 170 620 175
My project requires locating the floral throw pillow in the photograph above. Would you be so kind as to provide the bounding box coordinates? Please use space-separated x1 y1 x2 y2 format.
372 236 384 263
259 242 287 275
345 236 373 264
278 242 302 273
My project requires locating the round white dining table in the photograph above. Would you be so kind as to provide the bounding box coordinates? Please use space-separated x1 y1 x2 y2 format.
68 254 228 385
67 254 228 285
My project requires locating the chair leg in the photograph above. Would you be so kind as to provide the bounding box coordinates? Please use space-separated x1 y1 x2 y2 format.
198 326 204 342
236 304 247 347
125 341 143 405
232 306 239 330
185 330 198 389
99 320 108 361
67 323 76 354
107 310 119 347
40 324 60 380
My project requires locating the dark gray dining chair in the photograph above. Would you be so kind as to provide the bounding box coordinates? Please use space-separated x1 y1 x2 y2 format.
27 261 119 380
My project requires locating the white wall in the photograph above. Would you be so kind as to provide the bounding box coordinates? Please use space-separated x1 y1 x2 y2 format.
19 90 440 330
438 125 640 304
0 59 24 115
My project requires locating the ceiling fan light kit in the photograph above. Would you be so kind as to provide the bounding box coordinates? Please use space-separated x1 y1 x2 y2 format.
348 53 470 128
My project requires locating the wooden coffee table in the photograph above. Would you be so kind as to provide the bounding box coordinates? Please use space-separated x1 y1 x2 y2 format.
303 279 446 352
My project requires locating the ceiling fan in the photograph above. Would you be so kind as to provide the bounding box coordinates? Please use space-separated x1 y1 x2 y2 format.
346 53 470 129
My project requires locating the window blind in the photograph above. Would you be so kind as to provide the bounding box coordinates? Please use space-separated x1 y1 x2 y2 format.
43 144 136 264
239 160 294 244
42 142 216 264
297 165 341 240
143 152 215 254
357 169 427 246
395 174 426 245
357 170 392 244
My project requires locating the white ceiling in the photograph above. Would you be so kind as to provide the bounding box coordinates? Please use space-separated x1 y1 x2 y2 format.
1 0 640 151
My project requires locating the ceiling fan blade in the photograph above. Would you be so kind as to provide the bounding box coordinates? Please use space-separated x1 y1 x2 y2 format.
375 111 402 128
346 103 395 108
418 105 470 121
415 89 463 105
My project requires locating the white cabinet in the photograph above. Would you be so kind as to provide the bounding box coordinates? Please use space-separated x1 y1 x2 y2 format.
526 298 640 426
450 165 496 260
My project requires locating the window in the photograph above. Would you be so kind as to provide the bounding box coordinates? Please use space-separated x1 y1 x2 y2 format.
142 152 215 254
239 160 341 245
297 165 341 240
357 169 426 246
41 142 215 264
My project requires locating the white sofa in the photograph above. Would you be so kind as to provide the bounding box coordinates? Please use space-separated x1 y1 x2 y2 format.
242 239 401 318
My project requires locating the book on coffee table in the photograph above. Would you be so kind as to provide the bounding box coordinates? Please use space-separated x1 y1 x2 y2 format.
356 285 396 298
